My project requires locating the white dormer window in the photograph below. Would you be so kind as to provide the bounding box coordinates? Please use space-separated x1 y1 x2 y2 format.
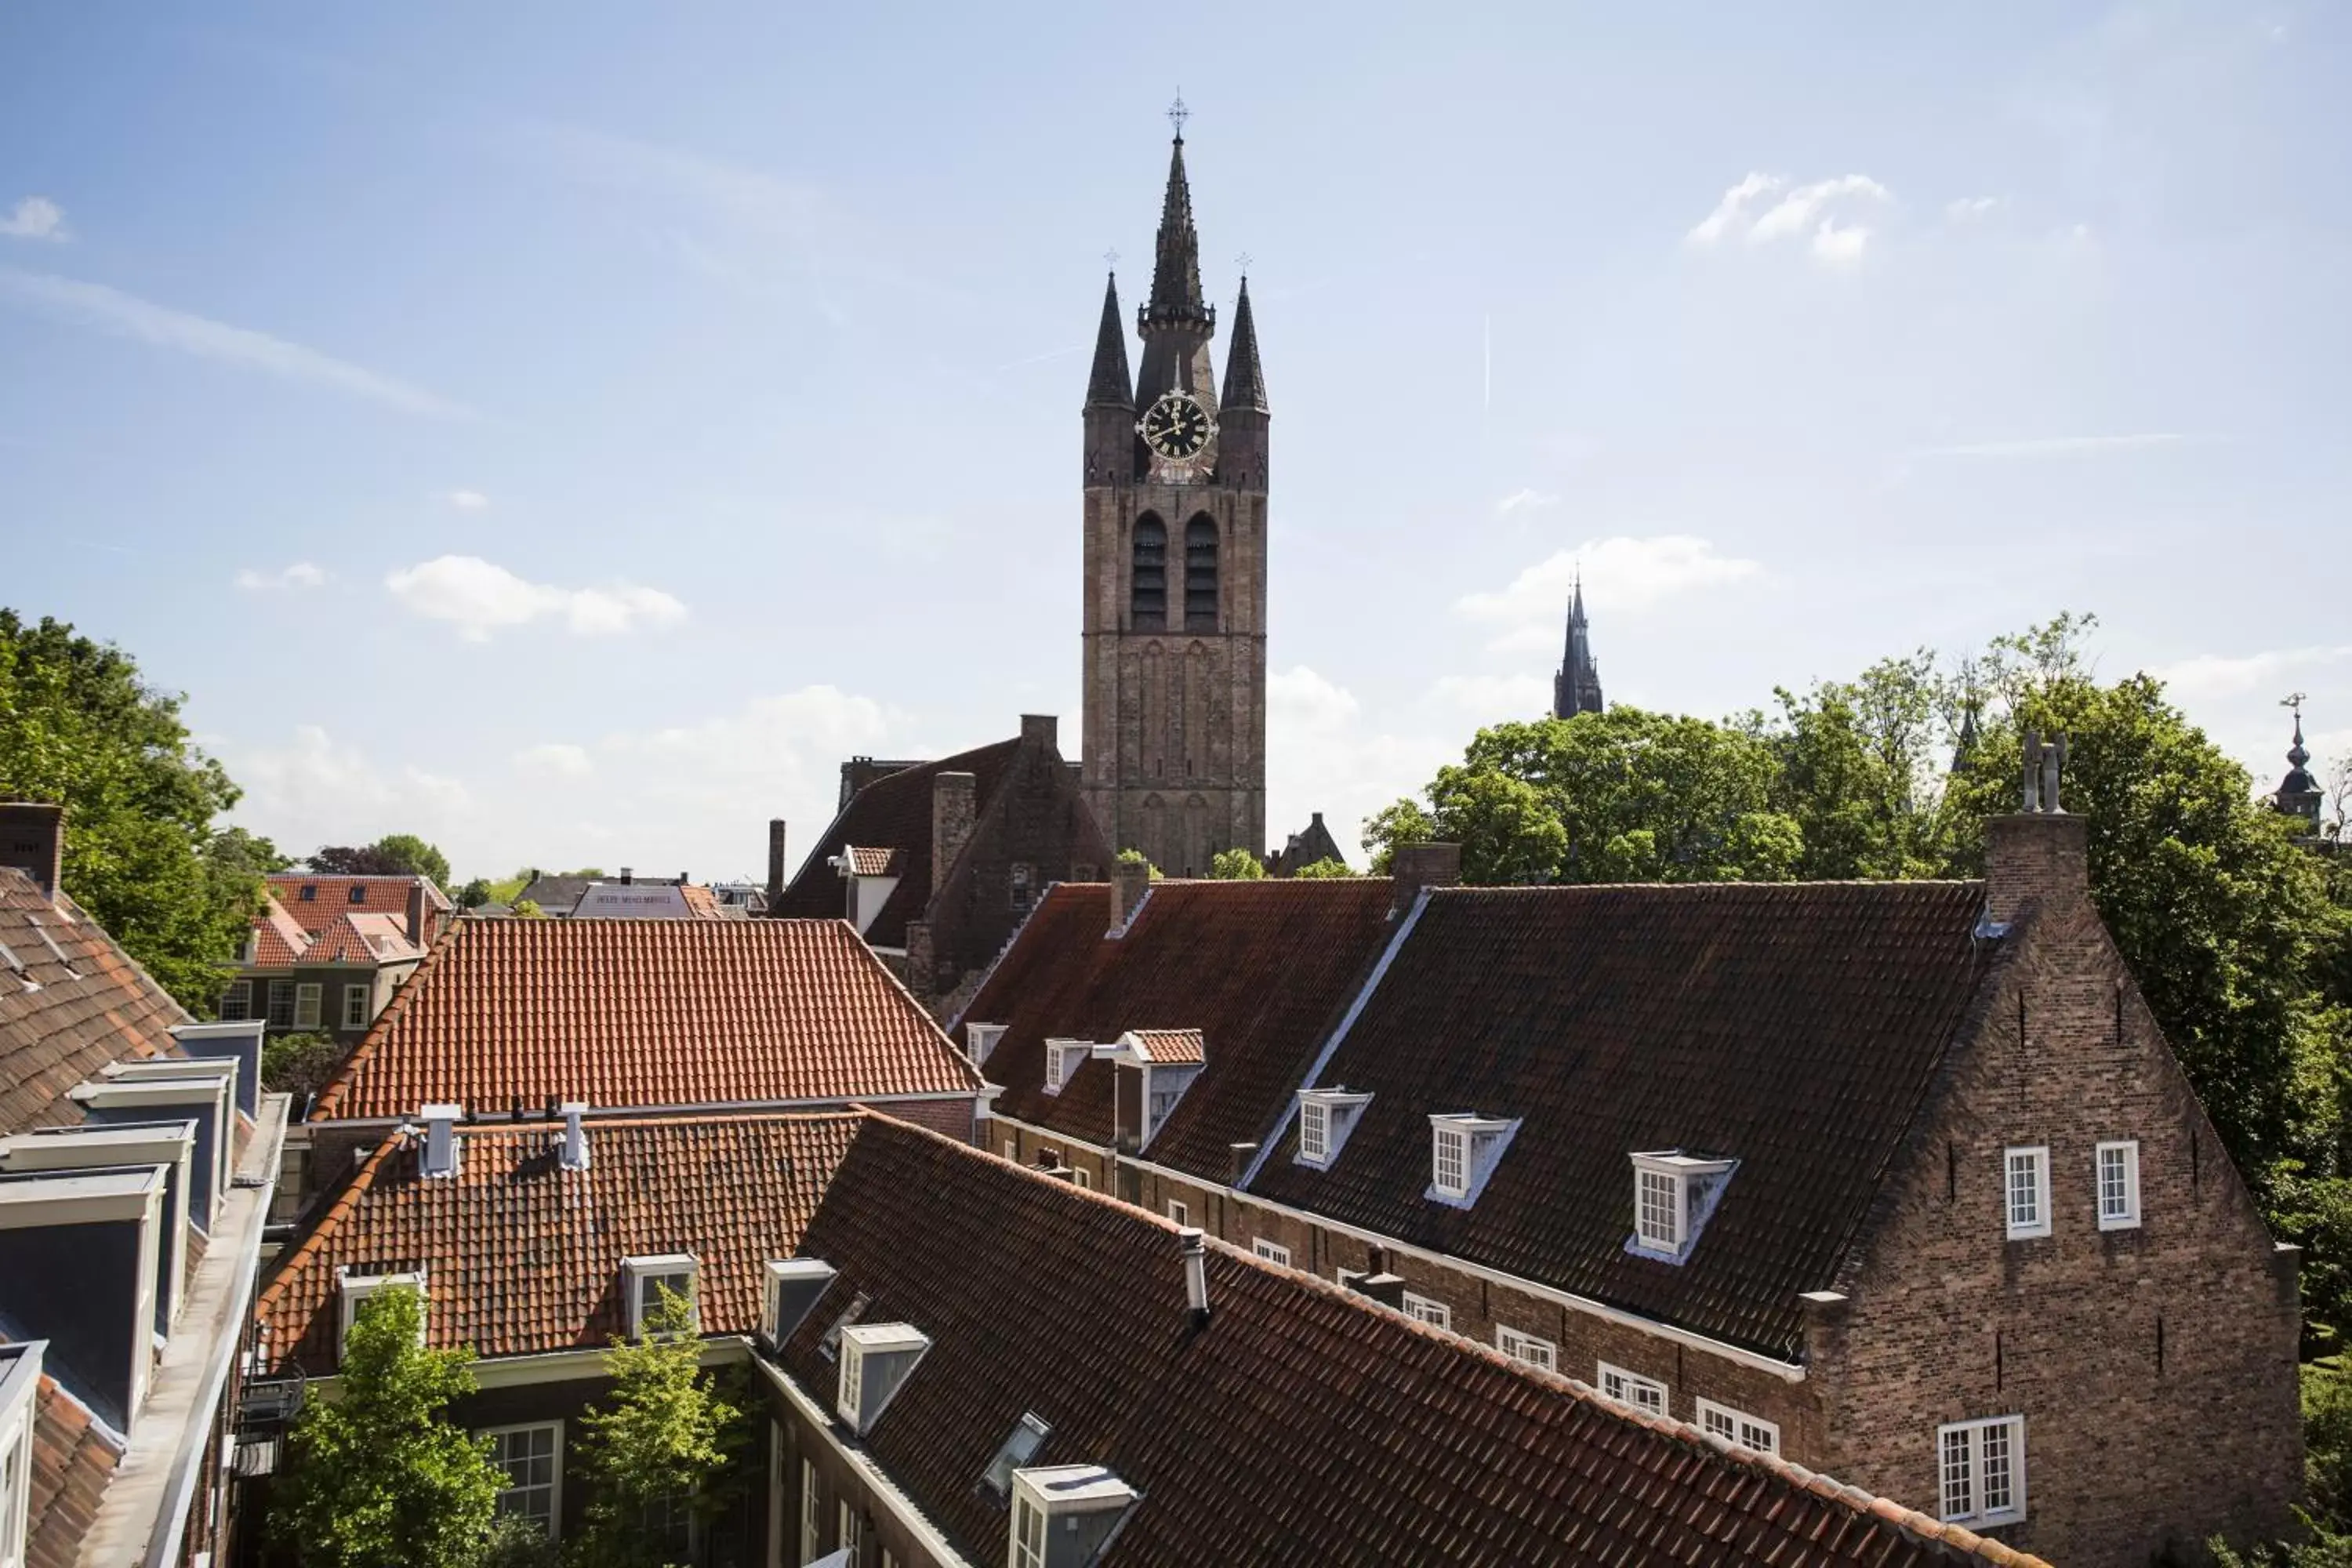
1426 1113 1519 1207
1627 1151 1737 1263
1008 1466 1139 1568
1044 1040 1091 1095
966 1022 1008 1067
834 1323 931 1437
338 1270 427 1352
1294 1088 1373 1170
0 1345 42 1568
622 1254 699 1338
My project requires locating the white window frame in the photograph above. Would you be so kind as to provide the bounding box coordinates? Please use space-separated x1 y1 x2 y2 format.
838 1336 865 1425
337 1270 427 1352
2005 1145 2051 1240
1596 1362 1668 1417
1251 1236 1290 1267
1166 1198 1188 1226
799 1458 822 1565
1636 1165 1683 1250
481 1421 563 1540
1401 1292 1451 1330
1695 1399 1780 1454
837 1499 862 1560
341 982 370 1030
2097 1140 2141 1230
294 982 323 1029
1011 1491 1046 1568
1496 1325 1556 1371
1293 1088 1373 1170
1938 1414 2027 1527
1299 1098 1330 1163
1070 1166 1091 1190
1044 1040 1089 1094
1432 1123 1470 1198
0 1352 38 1568
1003 1138 1018 1162
623 1254 700 1338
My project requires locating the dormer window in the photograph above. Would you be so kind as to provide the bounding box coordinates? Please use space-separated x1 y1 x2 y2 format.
622 1254 699 1338
1627 1151 1737 1263
1426 1113 1519 1207
1008 1466 1139 1568
966 1022 1008 1067
338 1270 427 1352
0 1344 44 1568
834 1323 930 1437
762 1258 837 1348
1043 1040 1091 1095
1294 1088 1373 1170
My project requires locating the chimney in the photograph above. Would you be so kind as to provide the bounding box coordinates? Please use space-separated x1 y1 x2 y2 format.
405 880 427 944
1109 858 1152 932
419 1104 463 1178
1019 713 1058 752
677 872 689 886
1178 1226 1210 1325
1982 729 2089 930
0 802 65 900
1227 1142 1259 1184
559 1102 590 1170
1388 841 1461 917
767 818 789 898
932 771 978 895
619 867 633 886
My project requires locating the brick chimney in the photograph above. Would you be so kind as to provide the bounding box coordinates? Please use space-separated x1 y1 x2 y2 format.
1020 713 1058 752
1388 841 1461 917
767 818 789 899
1109 858 1152 932
1982 729 2090 928
404 880 427 944
932 771 978 895
0 803 64 900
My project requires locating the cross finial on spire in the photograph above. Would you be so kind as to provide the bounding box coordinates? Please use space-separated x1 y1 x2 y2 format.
1104 247 1120 270
1235 250 1252 274
1168 92 1189 140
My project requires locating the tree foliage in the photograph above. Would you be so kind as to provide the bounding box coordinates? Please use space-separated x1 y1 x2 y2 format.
311 833 452 889
568 1288 747 1568
1210 848 1266 880
262 1030 348 1098
271 1285 504 1568
0 610 267 1010
1287 856 1356 880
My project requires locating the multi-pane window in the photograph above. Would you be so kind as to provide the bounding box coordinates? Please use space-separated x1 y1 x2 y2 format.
625 1260 698 1338
1252 1237 1290 1267
219 980 252 1022
1939 1415 2026 1526
267 980 296 1029
484 1424 561 1538
1597 1363 1668 1417
2097 1141 2141 1230
1044 1043 1087 1094
2005 1147 2050 1239
1299 1099 1330 1162
1432 1125 1469 1198
839 1338 866 1425
1636 1167 1682 1250
1011 1493 1047 1568
800 1459 821 1565
838 1501 863 1561
1496 1326 1556 1371
342 983 369 1030
0 1409 30 1568
1166 1199 1189 1226
1401 1293 1451 1330
1697 1399 1780 1454
294 982 322 1029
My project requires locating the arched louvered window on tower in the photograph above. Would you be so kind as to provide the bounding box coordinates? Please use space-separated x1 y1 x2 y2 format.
1184 516 1218 632
1131 515 1167 629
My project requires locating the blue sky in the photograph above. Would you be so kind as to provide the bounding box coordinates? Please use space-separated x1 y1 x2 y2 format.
3 2 2345 883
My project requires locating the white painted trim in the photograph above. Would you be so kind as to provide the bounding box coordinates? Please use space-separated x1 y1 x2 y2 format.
1936 1413 2027 1527
1695 1397 1781 1455
310 1338 749 1397
982 1109 1808 1381
1596 1360 1669 1416
1495 1324 1556 1371
2096 1139 2141 1230
477 1419 565 1542
749 1351 976 1568
2004 1145 2051 1240
310 1088 982 1135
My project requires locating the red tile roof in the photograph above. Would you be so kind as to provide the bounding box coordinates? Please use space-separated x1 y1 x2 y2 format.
842 846 900 878
248 896 311 966
775 1116 2046 1568
0 869 187 1135
254 1112 863 1372
768 739 1022 948
308 918 982 1121
965 879 1399 1177
265 873 449 935
1247 881 1999 1359
24 1374 125 1568
1123 1027 1202 1065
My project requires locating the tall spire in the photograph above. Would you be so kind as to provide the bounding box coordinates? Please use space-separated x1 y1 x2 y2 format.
2274 694 2323 826
1552 572 1603 719
1086 270 1133 408
1220 274 1268 413
1143 99 1210 332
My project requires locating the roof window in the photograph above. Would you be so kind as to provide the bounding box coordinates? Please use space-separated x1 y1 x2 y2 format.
1294 1088 1372 1170
980 1411 1051 1503
1627 1150 1737 1264
299 884 317 902
1426 1113 1519 1207
622 1254 699 1338
348 885 367 903
818 1290 873 1362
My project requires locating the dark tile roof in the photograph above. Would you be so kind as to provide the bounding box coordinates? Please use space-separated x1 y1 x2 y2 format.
775 1116 2044 1568
514 875 593 914
1247 882 1998 1359
0 869 187 1136
965 879 1399 1178
1267 810 1345 875
254 1112 863 1374
25 1374 125 1568
307 919 982 1122
768 739 1022 949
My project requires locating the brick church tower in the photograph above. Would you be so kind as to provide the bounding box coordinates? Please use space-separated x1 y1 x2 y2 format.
1080 104 1268 876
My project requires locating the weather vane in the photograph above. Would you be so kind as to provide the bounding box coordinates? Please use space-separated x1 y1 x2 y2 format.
1168 92 1189 138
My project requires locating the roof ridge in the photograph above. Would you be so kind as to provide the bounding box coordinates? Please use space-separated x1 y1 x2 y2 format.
1436 878 1987 896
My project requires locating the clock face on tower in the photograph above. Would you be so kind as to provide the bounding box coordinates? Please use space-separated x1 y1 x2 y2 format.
1138 390 1215 461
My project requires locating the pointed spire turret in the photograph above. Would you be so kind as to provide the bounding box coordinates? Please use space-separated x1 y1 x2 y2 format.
1552 572 1603 719
2274 695 2324 827
1221 275 1269 414
1145 126 1208 326
1086 271 1133 409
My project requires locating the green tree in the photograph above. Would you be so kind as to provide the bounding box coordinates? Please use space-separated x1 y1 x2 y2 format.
311 834 452 889
1766 648 1963 880
262 1030 347 1098
270 1284 504 1568
568 1288 747 1568
1288 857 1355 880
512 899 548 919
457 877 493 909
1210 848 1266 880
0 611 264 1010
1115 848 1165 881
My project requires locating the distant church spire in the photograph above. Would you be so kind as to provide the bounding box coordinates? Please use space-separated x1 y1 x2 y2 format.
2274 693 2323 828
1221 274 1268 414
1134 100 1217 409
1086 270 1133 409
1552 573 1603 719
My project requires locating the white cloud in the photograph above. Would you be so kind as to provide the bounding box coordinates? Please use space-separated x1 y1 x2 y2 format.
224 725 475 861
1269 666 1361 735
1946 195 2002 222
1261 667 1455 866
1455 536 1763 652
0 269 465 416
1429 673 1552 718
1686 172 1784 245
1811 218 1873 267
383 554 688 641
513 742 593 779
1913 432 2194 459
233 562 328 592
1688 173 1889 267
2149 646 2352 705
1749 175 1889 243
0 197 67 242
442 489 490 510
1495 488 1559 515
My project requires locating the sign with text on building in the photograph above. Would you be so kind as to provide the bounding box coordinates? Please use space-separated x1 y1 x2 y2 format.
571 884 694 919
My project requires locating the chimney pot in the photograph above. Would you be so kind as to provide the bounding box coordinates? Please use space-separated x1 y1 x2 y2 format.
559 1102 590 1171
1388 841 1461 917
1109 858 1152 932
767 819 789 900
1178 1226 1210 1323
419 1104 463 1178
0 802 66 901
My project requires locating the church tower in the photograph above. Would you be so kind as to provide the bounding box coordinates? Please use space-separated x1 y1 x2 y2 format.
1080 104 1268 875
1552 575 1603 719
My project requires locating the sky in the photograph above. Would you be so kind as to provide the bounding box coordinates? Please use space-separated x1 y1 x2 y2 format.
2 2 2346 885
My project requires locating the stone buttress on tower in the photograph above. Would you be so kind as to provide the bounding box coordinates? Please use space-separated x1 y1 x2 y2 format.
1552 575 1603 720
1079 106 1269 876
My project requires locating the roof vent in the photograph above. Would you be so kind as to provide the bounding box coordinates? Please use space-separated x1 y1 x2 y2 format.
1178 1226 1210 1326
558 1102 590 1171
419 1104 463 1178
